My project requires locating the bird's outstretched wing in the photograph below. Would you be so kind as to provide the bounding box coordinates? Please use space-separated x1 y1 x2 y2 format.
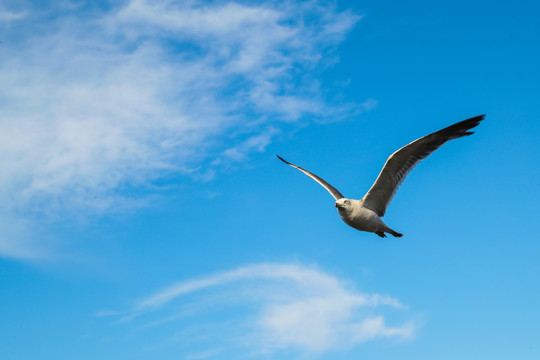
276 155 345 200
362 115 485 217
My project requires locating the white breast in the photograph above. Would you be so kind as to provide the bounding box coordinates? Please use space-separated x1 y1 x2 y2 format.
338 200 385 232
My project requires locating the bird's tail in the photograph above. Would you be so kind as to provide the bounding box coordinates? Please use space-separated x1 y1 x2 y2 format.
387 229 403 238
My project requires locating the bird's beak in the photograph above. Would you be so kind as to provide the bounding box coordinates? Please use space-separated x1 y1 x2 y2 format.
335 203 340 208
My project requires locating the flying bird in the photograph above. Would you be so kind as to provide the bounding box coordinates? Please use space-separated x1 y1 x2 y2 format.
277 115 485 237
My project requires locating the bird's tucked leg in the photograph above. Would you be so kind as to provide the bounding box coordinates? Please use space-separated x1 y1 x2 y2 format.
376 232 387 238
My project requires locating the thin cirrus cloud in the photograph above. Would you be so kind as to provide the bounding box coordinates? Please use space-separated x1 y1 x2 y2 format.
98 263 415 357
0 0 367 259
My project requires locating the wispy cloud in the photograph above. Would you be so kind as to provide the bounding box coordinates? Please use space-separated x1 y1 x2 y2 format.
0 213 54 260
0 3 27 22
0 0 365 259
99 263 415 357
215 126 281 164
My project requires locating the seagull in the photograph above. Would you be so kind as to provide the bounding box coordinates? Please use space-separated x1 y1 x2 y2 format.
277 115 485 237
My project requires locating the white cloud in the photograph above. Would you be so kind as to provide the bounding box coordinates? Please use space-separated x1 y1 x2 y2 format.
0 1 365 259
0 214 53 259
102 263 415 357
218 127 280 163
0 4 26 22
185 348 223 360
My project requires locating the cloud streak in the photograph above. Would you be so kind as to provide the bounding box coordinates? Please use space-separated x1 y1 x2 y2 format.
101 263 415 357
0 0 364 259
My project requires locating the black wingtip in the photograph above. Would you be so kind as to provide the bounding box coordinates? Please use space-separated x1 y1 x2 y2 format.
461 114 486 126
435 114 486 139
276 155 290 165
473 114 486 120
463 114 486 128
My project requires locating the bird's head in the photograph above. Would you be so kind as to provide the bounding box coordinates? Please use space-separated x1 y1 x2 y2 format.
334 198 352 211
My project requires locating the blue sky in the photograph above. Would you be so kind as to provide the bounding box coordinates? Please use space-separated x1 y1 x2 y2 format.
1 0 539 359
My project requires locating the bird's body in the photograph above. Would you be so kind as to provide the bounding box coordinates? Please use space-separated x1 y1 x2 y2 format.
334 198 401 238
277 115 485 237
